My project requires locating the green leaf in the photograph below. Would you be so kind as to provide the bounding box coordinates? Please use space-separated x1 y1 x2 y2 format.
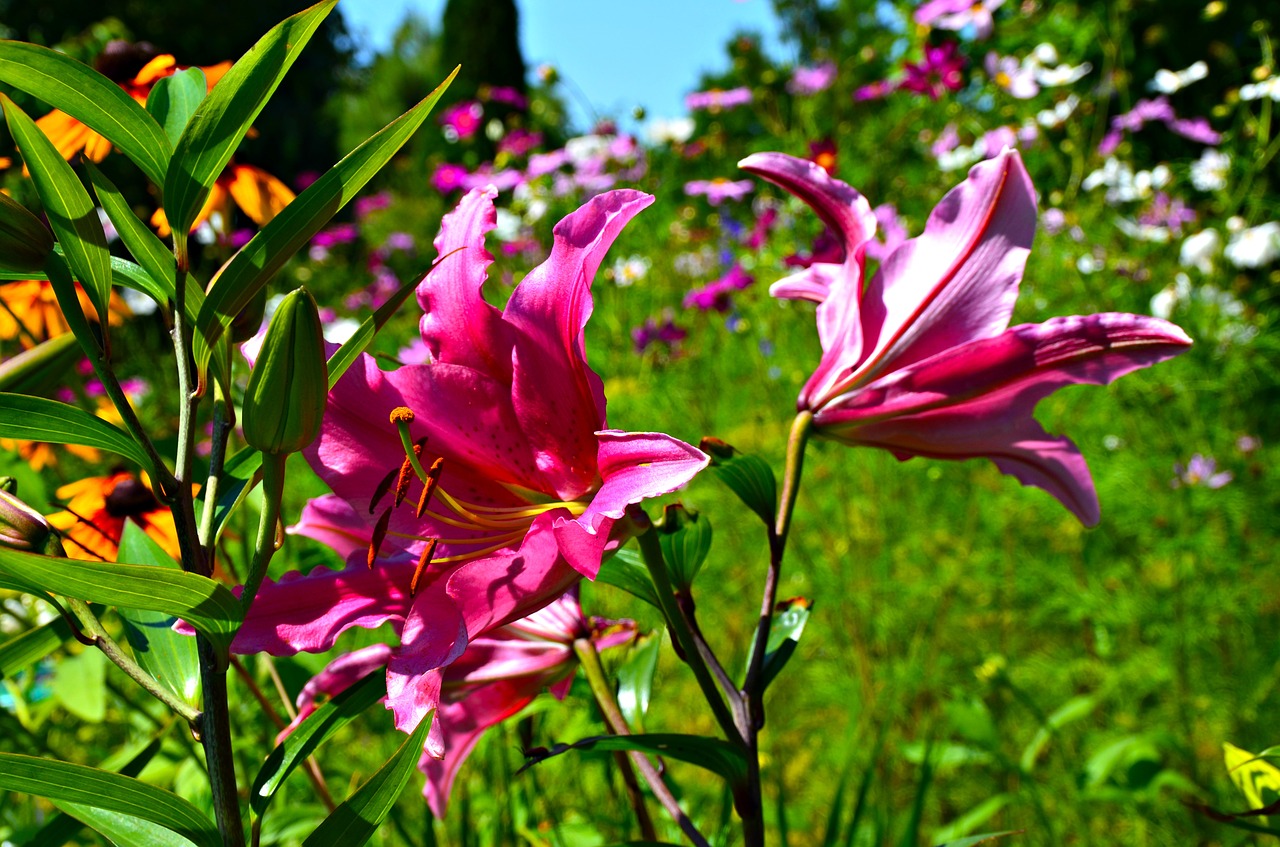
147 67 207 148
164 0 337 237
326 271 427 386
933 831 1021 847
0 616 74 680
0 92 113 322
0 333 79 394
1020 694 1097 773
700 438 777 527
761 597 811 689
520 733 748 783
193 65 456 376
116 523 201 708
930 795 1013 845
0 753 220 847
53 647 105 721
0 546 242 658
0 392 152 471
0 249 195 322
40 250 103 360
616 632 662 729
0 190 53 273
655 504 711 589
595 547 660 609
301 710 433 846
252 667 387 816
0 41 171 187
86 161 196 317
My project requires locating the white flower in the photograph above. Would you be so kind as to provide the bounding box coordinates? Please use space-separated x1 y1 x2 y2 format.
1224 221 1280 268
1035 61 1092 86
1076 254 1103 274
493 208 523 243
1116 217 1171 242
1190 148 1231 192
1036 94 1080 128
1179 229 1222 273
564 134 609 164
645 117 695 145
322 317 361 344
1240 76 1280 102
936 142 984 172
1149 61 1209 93
612 255 650 286
1150 272 1192 319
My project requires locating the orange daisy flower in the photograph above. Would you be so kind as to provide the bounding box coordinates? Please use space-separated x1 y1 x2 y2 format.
46 471 183 562
151 163 295 237
0 440 100 472
0 280 130 348
33 40 230 166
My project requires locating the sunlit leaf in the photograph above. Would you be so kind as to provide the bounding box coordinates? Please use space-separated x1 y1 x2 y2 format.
700 437 777 527
520 733 748 783
193 66 456 377
655 504 711 589
0 40 170 187
146 67 207 148
0 393 151 471
595 547 660 609
0 190 53 273
0 333 79 394
0 615 74 680
616 632 662 729
52 647 104 721
164 0 337 237
301 710 433 846
0 754 220 847
1 92 113 322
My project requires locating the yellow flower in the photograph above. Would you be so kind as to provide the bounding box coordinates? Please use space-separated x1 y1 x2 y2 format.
151 163 295 237
46 471 183 562
0 280 130 348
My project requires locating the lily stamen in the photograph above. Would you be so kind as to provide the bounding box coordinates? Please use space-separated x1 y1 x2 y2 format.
390 407 433 488
409 538 438 597
415 457 444 519
367 507 392 568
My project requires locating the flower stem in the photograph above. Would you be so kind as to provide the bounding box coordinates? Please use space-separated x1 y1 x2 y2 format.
573 638 710 847
633 517 741 742
738 410 812 847
198 363 235 560
65 597 201 725
239 453 286 615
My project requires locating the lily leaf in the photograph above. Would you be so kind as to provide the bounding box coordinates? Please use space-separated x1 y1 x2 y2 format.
252 668 387 816
0 92 113 322
193 66 457 378
146 67 207 148
0 393 152 471
164 0 336 238
326 271 429 386
700 437 777 527
0 615 74 680
116 523 201 709
0 40 170 187
0 190 53 273
655 504 712 590
520 733 748 783
934 831 1022 847
616 632 662 730
0 547 242 658
595 547 660 609
301 710 433 846
0 753 220 847
0 334 79 394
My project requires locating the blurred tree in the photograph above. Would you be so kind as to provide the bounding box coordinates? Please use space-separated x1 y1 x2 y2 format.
0 0 352 179
438 0 527 104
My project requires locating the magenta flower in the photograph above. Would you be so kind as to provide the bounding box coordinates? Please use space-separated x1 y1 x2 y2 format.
231 187 708 738
277 586 634 817
901 42 967 100
685 86 753 112
633 314 688 354
431 163 471 194
683 264 755 312
740 149 1192 524
865 204 908 263
788 62 837 96
440 100 484 141
684 177 755 205
497 128 543 158
854 79 898 101
483 85 529 110
1098 96 1221 154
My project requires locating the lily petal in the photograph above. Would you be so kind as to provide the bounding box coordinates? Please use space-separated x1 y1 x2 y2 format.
505 190 654 499
818 313 1193 524
287 494 376 562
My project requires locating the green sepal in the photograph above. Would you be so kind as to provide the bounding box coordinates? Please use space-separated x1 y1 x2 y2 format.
655 503 712 589
700 437 777 527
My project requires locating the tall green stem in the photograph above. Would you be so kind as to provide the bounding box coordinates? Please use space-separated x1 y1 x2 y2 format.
239 454 286 614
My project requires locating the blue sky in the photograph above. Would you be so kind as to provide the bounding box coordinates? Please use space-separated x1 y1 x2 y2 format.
338 0 789 132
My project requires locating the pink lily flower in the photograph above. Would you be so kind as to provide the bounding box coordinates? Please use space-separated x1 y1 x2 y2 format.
740 149 1192 524
277 586 635 817
231 186 708 743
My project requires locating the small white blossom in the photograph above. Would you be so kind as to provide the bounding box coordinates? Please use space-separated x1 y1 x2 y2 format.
1036 94 1080 128
1224 221 1280 268
1035 61 1092 86
1240 76 1280 102
611 255 650 286
645 117 695 145
1179 229 1221 274
1190 148 1230 192
1149 61 1209 93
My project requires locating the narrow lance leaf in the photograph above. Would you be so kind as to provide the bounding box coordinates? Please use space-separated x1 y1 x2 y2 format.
0 392 153 472
520 733 749 783
0 40 171 187
700 437 777 527
0 93 113 324
192 66 458 380
0 191 53 273
164 0 337 237
146 67 207 148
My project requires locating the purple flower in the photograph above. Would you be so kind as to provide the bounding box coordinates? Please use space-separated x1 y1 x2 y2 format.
684 178 754 205
1138 192 1197 236
1099 97 1220 154
355 191 392 219
900 42 967 100
383 231 416 253
526 149 569 178
311 223 359 249
788 62 837 96
484 85 528 110
632 314 688 354
1172 454 1232 488
497 128 543 158
685 87 753 112
1041 208 1067 235
854 79 898 101
683 264 754 312
865 204 908 262
461 167 526 194
915 0 1006 39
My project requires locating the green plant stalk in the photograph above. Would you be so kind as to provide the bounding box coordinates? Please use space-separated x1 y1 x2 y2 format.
634 523 740 742
169 232 244 847
198 363 235 558
573 637 710 847
239 452 285 615
65 597 201 724
738 410 812 847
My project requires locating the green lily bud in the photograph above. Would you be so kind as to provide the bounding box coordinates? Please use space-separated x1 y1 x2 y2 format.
0 487 59 554
242 287 328 455
0 191 54 274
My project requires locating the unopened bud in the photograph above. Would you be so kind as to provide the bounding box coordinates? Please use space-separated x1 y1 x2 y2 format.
230 286 269 345
242 287 328 455
0 191 54 274
0 488 56 553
